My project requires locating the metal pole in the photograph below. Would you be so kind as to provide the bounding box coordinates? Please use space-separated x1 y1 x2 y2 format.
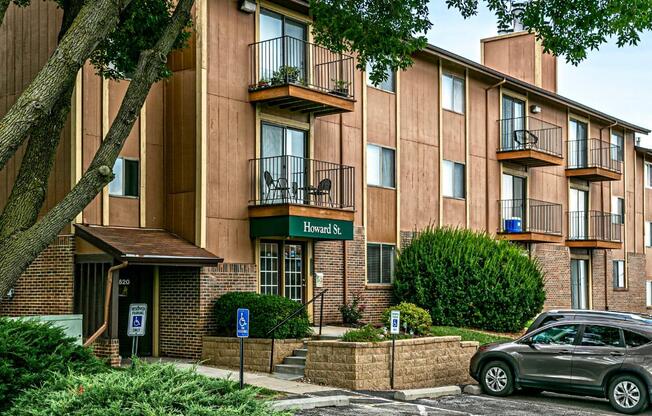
391 335 396 389
269 337 275 374
319 292 324 336
239 337 244 389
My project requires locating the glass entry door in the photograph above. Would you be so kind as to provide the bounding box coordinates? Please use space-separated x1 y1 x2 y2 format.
259 9 307 83
569 119 588 168
501 173 526 227
259 241 305 303
260 123 307 204
501 95 526 150
569 188 589 239
571 259 589 309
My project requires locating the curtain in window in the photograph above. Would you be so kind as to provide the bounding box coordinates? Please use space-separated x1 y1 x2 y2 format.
382 148 395 188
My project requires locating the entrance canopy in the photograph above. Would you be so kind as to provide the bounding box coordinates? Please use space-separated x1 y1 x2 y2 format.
74 225 222 266
250 215 353 240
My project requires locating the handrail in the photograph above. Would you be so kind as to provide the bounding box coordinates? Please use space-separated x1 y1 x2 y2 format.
267 289 328 373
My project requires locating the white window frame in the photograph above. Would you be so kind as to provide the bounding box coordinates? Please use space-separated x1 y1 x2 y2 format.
442 160 466 199
611 132 624 162
366 144 396 188
612 196 624 225
108 156 139 197
366 243 396 285
613 260 626 289
365 61 395 93
645 162 652 189
647 281 652 307
646 222 652 248
442 73 465 114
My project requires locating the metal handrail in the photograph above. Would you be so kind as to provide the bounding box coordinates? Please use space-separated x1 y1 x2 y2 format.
266 289 328 374
497 116 563 157
567 138 622 173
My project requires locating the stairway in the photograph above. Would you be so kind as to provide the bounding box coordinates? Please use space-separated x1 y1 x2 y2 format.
273 344 308 381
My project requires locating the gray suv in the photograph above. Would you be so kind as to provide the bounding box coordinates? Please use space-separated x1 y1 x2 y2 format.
470 319 652 414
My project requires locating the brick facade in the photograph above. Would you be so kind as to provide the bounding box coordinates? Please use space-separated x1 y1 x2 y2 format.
0 235 75 317
92 337 121 367
532 243 572 310
609 252 646 313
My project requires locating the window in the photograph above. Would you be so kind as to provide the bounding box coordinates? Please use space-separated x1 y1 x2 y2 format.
613 260 625 289
646 222 652 247
367 144 395 188
442 73 465 113
442 160 465 199
367 243 395 284
365 61 395 92
611 132 624 162
571 258 589 309
109 157 139 197
530 324 578 346
580 325 623 347
612 197 624 224
624 330 651 348
645 163 652 189
647 281 652 307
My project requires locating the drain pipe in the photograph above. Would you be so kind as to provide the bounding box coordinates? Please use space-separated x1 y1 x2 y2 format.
84 261 128 347
485 78 507 231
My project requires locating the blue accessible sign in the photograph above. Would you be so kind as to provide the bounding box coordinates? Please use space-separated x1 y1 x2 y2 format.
236 308 249 338
127 303 147 337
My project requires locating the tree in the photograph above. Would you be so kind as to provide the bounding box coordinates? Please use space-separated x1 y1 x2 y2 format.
0 0 651 300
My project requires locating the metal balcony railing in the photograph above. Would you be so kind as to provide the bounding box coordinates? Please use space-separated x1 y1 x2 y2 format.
499 199 562 235
250 155 355 210
248 36 355 100
567 211 623 242
567 138 622 173
498 116 563 157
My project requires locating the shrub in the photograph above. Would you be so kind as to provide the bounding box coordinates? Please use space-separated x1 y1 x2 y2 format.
214 292 312 339
381 302 432 335
339 292 366 326
6 361 290 416
0 317 106 411
393 227 545 332
341 325 385 342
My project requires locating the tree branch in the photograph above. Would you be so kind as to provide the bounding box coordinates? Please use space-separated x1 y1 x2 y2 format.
0 0 132 172
0 0 10 28
0 0 195 299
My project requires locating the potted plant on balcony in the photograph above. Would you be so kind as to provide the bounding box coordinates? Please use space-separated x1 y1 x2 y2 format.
330 79 351 97
256 77 271 89
271 65 301 85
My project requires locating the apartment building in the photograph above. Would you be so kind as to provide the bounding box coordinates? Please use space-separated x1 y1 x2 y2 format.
0 0 650 363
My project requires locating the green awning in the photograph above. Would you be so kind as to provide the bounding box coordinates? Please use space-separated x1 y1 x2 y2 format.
250 215 353 240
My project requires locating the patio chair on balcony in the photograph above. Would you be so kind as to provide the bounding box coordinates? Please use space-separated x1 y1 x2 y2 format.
308 178 333 207
263 171 290 203
514 129 538 149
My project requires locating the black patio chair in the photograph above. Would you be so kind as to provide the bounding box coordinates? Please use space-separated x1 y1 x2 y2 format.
308 178 333 207
263 171 290 203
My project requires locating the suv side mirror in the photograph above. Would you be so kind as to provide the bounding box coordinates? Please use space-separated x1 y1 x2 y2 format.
521 337 534 346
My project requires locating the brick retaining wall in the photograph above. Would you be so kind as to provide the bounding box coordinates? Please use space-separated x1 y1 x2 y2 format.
202 336 305 373
304 336 478 390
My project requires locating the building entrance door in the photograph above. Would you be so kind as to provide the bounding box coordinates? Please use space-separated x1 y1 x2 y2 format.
259 240 305 303
117 266 153 357
571 258 590 309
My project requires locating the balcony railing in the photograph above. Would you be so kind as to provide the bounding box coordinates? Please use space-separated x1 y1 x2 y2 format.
499 199 562 235
567 211 623 242
567 139 622 172
498 116 563 157
248 36 355 100
250 155 355 210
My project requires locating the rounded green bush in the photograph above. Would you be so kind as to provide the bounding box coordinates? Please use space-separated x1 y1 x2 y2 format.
341 325 385 342
381 302 432 335
393 227 545 332
0 317 106 411
213 292 312 339
6 362 288 416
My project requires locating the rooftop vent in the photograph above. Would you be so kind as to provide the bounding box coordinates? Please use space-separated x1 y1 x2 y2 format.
498 1 529 34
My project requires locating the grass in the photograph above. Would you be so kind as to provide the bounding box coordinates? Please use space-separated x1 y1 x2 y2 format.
430 326 513 345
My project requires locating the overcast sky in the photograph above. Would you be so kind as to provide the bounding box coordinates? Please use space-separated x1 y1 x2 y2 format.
426 2 652 145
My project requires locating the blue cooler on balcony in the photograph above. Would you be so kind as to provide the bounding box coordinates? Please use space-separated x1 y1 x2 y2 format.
505 217 522 233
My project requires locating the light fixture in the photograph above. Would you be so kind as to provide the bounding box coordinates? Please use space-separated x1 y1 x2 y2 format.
530 105 541 114
6 288 14 300
238 0 257 14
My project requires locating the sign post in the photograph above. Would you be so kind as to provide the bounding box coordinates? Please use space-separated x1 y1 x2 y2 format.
127 303 147 360
236 308 250 389
389 310 400 389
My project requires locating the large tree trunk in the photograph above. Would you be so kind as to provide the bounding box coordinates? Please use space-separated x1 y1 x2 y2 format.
0 0 195 300
0 0 132 172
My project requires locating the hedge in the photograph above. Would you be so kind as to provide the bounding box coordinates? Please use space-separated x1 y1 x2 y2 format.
393 227 545 332
214 292 312 339
381 302 432 335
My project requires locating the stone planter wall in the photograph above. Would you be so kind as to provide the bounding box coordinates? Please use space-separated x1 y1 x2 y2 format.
304 336 478 390
202 336 305 373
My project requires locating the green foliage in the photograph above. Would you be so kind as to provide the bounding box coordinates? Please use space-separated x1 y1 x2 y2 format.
430 326 512 345
6 361 290 416
270 65 303 85
0 317 106 411
339 292 365 326
393 227 545 333
381 302 432 335
341 324 385 343
213 292 312 339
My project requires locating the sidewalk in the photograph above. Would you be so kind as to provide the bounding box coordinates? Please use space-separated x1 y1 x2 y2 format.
145 357 337 395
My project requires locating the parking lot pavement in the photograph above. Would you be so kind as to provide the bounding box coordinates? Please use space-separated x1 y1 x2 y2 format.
294 390 652 415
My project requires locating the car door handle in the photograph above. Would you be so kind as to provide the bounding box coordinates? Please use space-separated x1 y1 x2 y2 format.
610 351 625 357
559 349 573 355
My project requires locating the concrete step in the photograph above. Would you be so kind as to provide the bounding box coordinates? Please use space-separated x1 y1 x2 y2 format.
274 363 305 376
293 348 308 357
271 372 304 381
284 355 306 366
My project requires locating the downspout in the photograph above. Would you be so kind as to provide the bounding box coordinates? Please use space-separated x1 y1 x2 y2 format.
340 113 347 305
84 261 128 347
485 78 507 231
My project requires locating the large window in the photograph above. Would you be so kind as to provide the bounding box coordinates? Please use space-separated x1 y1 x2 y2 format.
571 258 589 309
613 260 625 289
442 160 465 199
646 162 652 189
367 144 395 188
646 222 652 247
612 196 624 225
611 132 624 162
365 61 395 92
442 73 465 113
367 243 395 284
109 157 139 197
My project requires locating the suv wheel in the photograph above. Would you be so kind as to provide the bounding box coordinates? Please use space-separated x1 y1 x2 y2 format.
608 375 649 414
480 360 514 397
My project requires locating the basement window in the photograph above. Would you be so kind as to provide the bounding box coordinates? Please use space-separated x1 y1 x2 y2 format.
109 157 139 197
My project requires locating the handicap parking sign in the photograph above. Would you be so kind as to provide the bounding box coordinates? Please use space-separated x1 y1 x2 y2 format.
390 310 400 335
128 303 147 337
237 308 249 338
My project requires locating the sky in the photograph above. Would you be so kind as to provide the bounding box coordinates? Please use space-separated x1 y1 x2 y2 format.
425 2 652 145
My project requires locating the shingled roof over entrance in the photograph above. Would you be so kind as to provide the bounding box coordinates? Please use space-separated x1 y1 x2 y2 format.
74 224 222 266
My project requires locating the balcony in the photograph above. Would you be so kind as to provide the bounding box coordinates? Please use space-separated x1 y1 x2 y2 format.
497 199 563 243
248 36 356 116
566 139 622 181
497 117 564 167
248 155 355 240
566 211 623 249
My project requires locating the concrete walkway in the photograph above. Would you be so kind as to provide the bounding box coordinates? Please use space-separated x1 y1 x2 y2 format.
144 357 336 395
311 325 349 338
